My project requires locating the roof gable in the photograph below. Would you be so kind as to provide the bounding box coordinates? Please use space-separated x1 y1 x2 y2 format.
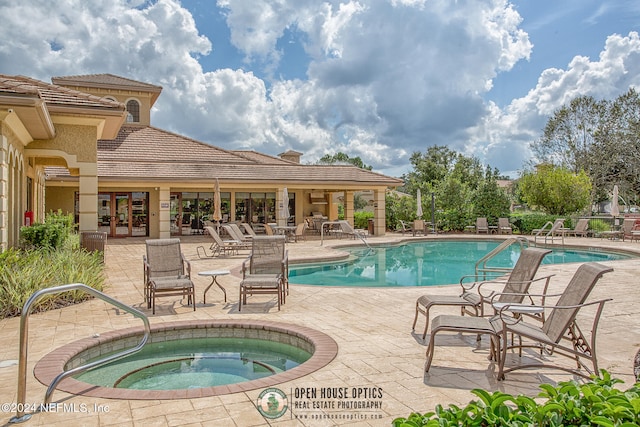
52 73 162 92
0 75 123 110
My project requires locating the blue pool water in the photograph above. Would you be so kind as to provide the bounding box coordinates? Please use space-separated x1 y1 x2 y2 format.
75 337 311 390
288 240 631 287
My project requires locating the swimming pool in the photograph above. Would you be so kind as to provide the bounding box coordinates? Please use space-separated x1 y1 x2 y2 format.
288 240 632 287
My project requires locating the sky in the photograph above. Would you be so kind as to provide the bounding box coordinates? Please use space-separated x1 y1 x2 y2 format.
1 0 640 179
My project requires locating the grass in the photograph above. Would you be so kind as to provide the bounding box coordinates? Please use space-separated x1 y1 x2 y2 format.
0 241 104 318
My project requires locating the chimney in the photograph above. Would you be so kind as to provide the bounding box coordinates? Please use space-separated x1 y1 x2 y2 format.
278 150 303 163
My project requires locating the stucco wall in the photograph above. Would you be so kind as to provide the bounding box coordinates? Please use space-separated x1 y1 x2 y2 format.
27 123 97 163
45 186 76 217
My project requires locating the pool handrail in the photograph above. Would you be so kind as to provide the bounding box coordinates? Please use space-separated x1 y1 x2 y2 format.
475 237 530 280
321 220 371 249
11 283 150 424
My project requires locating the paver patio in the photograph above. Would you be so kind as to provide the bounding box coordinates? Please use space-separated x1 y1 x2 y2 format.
0 233 638 426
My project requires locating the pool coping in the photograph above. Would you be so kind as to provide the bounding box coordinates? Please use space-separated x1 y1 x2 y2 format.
33 319 338 400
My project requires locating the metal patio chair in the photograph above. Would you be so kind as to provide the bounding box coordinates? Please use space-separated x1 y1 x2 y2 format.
143 238 195 314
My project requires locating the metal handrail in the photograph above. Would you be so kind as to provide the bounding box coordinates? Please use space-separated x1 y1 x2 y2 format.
10 283 150 424
475 237 529 280
320 220 371 249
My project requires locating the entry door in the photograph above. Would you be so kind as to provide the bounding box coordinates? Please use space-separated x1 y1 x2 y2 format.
114 193 130 237
170 193 182 236
98 194 111 235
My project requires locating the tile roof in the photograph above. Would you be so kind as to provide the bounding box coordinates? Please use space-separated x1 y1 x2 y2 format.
0 74 123 110
98 126 252 165
230 150 296 165
90 125 402 185
52 73 162 92
93 161 401 185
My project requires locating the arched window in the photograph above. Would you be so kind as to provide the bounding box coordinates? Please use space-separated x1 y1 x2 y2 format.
126 100 140 123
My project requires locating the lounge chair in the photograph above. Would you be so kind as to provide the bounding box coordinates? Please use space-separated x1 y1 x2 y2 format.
143 238 195 314
476 217 489 234
399 220 413 235
239 236 288 311
339 220 367 239
412 247 552 340
197 226 241 257
496 262 613 379
241 223 258 237
413 219 426 236
566 218 590 237
229 223 252 241
222 224 252 250
424 262 613 379
498 218 512 235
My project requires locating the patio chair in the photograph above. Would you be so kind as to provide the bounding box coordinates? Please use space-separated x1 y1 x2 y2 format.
143 238 195 314
498 218 512 235
399 220 413 235
339 220 367 240
425 262 613 378
197 226 241 258
495 262 613 379
241 222 258 237
413 247 552 340
566 218 590 237
476 217 489 234
239 236 288 311
622 218 640 241
413 219 426 236
292 222 307 242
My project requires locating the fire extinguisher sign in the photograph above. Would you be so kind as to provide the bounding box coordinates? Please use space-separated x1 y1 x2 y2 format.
24 211 34 226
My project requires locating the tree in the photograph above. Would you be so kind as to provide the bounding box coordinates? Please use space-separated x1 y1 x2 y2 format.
316 152 372 170
471 166 511 222
530 96 605 174
518 165 592 215
402 146 503 231
529 89 640 207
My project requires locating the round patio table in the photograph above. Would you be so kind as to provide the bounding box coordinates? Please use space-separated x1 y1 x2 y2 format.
198 270 230 303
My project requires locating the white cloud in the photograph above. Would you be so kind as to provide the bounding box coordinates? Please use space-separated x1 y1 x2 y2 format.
0 0 211 79
468 31 640 177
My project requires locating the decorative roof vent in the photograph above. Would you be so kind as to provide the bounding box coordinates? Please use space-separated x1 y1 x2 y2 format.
309 192 327 204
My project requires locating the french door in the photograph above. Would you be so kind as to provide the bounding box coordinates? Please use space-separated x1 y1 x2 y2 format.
97 192 148 237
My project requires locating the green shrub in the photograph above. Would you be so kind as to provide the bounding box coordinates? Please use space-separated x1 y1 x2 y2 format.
511 212 558 234
19 210 75 249
438 209 472 232
0 246 104 318
393 370 640 427
354 211 373 229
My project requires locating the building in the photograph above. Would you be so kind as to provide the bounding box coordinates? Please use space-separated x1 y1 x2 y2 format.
0 73 403 249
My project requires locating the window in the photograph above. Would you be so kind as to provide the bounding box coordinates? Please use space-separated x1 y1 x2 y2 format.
126 100 140 123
